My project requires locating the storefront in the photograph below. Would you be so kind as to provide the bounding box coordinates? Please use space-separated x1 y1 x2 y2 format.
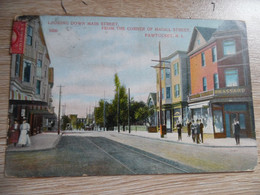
212 102 254 138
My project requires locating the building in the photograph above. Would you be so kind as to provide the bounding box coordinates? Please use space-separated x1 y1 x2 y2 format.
156 51 190 132
9 16 55 135
188 21 255 138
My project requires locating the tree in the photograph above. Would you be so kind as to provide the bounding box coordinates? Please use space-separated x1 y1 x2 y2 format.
112 73 128 131
61 115 71 130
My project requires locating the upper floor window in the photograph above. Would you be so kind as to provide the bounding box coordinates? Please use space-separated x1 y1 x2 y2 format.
161 69 164 80
36 54 43 77
197 39 200 45
162 88 164 99
26 25 33 46
223 40 236 56
201 52 206 67
212 46 217 62
15 54 21 77
23 61 31 82
36 80 41 95
174 63 179 76
225 69 238 87
203 77 207 91
214 73 219 89
174 84 180 98
165 68 170 79
166 87 171 99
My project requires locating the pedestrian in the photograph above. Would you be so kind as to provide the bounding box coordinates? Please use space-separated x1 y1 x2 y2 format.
9 120 20 147
199 119 204 143
233 119 241 145
187 119 191 137
176 120 182 141
196 119 201 144
18 118 31 147
191 120 196 143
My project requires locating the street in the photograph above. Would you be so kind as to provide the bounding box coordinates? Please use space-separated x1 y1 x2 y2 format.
5 135 199 177
5 131 257 177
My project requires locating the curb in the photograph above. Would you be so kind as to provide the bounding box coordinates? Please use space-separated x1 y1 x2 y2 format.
118 132 257 148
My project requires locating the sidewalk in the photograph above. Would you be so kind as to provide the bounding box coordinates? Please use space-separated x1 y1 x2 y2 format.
6 132 62 152
118 130 258 148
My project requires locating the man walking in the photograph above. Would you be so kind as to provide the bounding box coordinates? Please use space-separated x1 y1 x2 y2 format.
191 120 196 143
234 119 241 145
196 119 201 144
176 120 182 141
199 119 204 143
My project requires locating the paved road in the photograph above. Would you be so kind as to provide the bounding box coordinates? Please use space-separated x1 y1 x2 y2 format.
5 136 199 177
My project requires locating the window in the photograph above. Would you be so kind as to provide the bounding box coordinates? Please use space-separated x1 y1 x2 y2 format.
225 69 238 87
203 77 207 91
23 61 31 82
197 39 200 45
161 69 164 80
166 87 171 99
15 54 20 77
36 58 42 77
36 80 41 95
201 52 206 66
212 46 217 62
174 63 179 76
161 88 164 99
165 68 170 79
223 40 236 55
174 84 180 97
214 74 219 89
26 25 33 46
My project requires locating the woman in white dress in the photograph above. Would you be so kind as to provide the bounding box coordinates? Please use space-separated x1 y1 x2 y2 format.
18 119 31 147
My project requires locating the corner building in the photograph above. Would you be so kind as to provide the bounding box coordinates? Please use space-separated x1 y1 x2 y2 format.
188 21 255 138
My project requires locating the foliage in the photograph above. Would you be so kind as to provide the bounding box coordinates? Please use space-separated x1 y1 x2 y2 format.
61 115 71 130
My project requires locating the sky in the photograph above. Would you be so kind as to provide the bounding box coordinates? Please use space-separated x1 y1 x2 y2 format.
40 16 223 117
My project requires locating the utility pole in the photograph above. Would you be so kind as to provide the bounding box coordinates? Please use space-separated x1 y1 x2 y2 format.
151 42 170 138
117 86 120 132
57 85 64 135
103 91 106 131
128 88 131 133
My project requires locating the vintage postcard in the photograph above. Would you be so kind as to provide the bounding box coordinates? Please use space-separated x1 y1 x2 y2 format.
5 15 257 177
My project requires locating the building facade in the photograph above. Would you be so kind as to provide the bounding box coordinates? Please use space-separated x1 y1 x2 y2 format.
9 16 55 136
188 21 255 138
156 51 190 132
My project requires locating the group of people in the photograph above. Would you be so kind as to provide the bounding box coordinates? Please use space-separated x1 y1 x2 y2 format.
8 118 31 147
176 118 241 145
175 119 204 144
188 119 204 144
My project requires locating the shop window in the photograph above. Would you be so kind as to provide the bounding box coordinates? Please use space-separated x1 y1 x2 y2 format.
166 87 171 99
213 110 224 133
203 77 207 91
239 114 246 129
225 69 238 87
201 52 206 66
223 40 236 56
26 25 33 46
174 63 179 76
23 61 31 82
212 46 217 62
214 73 219 89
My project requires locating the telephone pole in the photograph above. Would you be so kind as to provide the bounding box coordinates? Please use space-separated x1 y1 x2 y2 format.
151 42 170 138
128 88 131 133
57 85 64 135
